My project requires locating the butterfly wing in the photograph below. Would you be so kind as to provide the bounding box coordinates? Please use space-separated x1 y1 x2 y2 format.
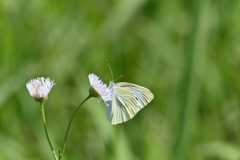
105 82 154 125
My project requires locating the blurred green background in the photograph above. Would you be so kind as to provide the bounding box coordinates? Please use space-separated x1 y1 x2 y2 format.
1 0 240 160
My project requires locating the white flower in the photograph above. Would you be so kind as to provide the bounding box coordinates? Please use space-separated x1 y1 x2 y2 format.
26 77 56 99
88 73 112 104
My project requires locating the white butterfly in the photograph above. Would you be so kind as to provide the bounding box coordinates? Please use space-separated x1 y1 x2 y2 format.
105 61 154 125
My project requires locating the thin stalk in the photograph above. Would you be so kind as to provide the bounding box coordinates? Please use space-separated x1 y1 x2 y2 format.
61 94 92 158
40 102 58 160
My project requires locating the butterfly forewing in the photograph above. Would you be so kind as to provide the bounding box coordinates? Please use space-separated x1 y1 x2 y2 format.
116 82 154 109
105 82 154 125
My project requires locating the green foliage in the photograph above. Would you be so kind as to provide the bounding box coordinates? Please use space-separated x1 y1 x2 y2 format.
0 0 240 159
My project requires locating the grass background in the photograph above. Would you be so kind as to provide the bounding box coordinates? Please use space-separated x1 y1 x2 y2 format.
1 0 240 160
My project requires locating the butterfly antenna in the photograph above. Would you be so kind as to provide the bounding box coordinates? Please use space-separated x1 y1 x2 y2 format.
115 75 123 82
106 60 114 81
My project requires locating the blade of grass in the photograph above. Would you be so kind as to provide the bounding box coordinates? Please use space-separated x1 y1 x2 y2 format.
172 0 210 160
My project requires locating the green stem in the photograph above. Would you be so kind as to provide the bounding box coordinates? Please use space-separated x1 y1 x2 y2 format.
40 102 58 160
61 94 92 159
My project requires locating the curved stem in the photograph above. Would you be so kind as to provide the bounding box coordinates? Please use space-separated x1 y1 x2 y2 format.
61 94 92 157
40 102 58 160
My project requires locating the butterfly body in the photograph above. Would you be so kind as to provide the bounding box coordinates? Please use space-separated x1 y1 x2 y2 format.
105 81 154 125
